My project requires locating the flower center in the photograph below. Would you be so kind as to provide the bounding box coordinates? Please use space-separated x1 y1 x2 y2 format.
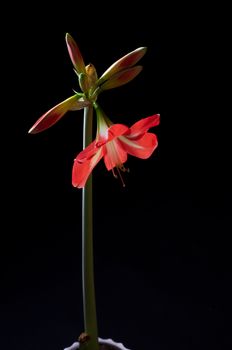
106 141 129 187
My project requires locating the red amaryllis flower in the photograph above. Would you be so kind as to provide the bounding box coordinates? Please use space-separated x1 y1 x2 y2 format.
72 108 160 188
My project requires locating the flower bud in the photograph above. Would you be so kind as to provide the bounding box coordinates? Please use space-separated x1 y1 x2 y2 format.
78 73 89 93
65 33 86 74
100 66 143 91
85 63 98 89
98 47 147 84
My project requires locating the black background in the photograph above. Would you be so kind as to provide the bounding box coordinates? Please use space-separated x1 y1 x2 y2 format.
2 3 231 350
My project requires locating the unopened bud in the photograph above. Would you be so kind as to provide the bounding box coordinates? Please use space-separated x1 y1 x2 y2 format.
78 73 89 93
85 63 98 86
98 47 147 84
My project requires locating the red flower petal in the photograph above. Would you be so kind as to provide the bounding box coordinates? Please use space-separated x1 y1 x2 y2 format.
119 133 158 159
76 140 97 162
103 139 128 170
65 33 85 74
72 148 104 188
96 123 129 147
107 124 129 140
126 115 160 140
28 95 82 134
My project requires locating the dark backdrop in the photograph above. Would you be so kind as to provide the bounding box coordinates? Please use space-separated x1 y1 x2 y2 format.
2 3 231 350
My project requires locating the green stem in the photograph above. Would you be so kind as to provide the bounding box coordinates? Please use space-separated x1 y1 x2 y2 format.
82 105 98 350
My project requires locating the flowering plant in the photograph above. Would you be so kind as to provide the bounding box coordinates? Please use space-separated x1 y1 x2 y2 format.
29 34 160 350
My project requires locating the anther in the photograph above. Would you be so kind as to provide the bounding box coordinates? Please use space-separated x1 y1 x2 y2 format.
112 168 118 178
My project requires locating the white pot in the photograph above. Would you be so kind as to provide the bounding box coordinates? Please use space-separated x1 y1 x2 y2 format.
64 338 131 350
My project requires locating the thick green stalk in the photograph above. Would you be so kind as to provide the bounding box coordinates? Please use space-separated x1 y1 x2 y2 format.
82 105 98 350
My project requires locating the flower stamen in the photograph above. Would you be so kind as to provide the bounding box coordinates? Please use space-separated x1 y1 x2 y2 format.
112 168 118 178
116 167 126 187
111 164 129 187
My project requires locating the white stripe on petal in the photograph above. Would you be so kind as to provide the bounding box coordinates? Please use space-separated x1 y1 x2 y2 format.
119 136 145 149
